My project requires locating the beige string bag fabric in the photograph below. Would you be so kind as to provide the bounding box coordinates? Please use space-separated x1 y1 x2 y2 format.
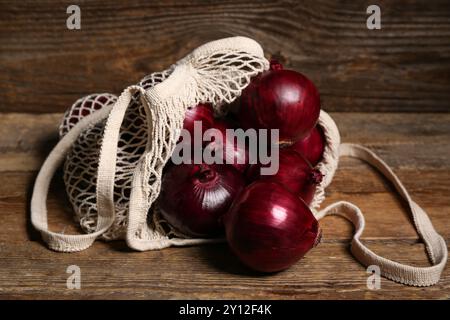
31 36 447 287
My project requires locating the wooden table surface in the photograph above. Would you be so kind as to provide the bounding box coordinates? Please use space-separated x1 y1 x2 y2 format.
0 1 449 300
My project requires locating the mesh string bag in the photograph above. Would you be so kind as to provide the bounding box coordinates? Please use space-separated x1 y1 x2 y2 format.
31 36 447 286
57 38 339 244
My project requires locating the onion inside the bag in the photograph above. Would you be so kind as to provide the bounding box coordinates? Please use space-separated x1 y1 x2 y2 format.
289 125 325 166
238 60 320 144
183 103 215 137
246 148 322 205
204 119 250 173
158 163 245 237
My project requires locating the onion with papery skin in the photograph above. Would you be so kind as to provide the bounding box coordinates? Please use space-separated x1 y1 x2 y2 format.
158 163 245 237
183 103 215 137
289 125 325 166
173 103 215 162
239 60 320 144
224 181 321 273
205 119 250 173
246 148 322 205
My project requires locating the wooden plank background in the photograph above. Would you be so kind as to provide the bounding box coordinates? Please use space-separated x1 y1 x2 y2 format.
0 0 449 300
1 0 450 113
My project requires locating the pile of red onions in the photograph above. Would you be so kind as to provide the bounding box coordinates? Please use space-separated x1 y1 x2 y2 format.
158 59 326 272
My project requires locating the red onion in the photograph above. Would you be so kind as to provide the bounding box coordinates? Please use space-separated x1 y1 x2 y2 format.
246 148 322 205
239 60 320 144
158 163 245 237
224 181 321 272
174 103 215 161
183 103 215 137
289 125 325 166
204 119 249 173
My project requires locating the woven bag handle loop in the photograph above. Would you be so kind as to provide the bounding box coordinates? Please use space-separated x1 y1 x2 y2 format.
31 104 110 251
316 143 447 286
30 85 143 252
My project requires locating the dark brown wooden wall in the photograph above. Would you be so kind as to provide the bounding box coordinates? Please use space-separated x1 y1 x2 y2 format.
1 0 450 113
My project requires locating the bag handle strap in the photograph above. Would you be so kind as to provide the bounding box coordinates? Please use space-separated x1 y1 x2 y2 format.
31 86 142 252
316 143 447 286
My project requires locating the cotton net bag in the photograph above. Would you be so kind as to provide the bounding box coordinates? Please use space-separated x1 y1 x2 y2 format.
31 36 447 287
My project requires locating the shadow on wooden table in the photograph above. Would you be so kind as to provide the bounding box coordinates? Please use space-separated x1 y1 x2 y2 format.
198 242 282 277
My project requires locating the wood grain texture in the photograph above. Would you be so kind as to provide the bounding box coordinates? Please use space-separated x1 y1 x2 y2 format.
0 111 448 299
0 241 448 300
1 0 450 113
